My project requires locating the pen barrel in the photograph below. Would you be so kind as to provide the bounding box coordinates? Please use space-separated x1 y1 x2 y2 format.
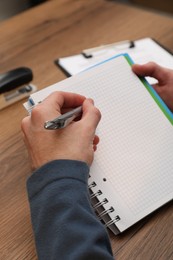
57 106 82 121
44 106 82 130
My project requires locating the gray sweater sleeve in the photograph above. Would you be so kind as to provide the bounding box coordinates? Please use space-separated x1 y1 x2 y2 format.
27 160 114 260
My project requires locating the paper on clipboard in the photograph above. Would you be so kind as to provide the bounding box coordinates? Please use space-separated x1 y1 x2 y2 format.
55 38 173 85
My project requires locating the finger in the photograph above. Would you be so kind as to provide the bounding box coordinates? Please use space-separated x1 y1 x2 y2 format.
132 62 170 85
93 135 100 145
93 144 97 152
42 91 86 111
81 98 101 134
93 135 100 152
31 91 86 124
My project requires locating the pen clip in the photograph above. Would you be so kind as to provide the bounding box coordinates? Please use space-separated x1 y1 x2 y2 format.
82 40 135 58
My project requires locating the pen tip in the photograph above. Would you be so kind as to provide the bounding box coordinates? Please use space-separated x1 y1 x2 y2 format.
44 121 53 129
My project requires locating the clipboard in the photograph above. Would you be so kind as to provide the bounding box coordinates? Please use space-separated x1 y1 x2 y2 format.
55 37 173 85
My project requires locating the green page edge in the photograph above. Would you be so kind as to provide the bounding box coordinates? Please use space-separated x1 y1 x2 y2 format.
124 53 173 125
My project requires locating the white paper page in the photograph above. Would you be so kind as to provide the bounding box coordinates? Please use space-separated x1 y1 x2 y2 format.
29 55 173 232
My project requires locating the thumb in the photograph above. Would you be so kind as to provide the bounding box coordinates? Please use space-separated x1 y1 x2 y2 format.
132 62 169 86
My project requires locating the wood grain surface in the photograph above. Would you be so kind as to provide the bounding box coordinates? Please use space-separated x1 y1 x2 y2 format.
0 0 173 259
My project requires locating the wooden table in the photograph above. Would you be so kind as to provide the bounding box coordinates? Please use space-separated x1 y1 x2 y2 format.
0 0 173 259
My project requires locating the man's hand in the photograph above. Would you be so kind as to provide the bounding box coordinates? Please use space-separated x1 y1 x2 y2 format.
132 62 173 112
21 91 101 169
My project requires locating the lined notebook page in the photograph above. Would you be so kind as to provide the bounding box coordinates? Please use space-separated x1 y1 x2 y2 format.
29 55 173 232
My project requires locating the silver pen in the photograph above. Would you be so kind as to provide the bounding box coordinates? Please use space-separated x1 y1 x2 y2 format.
44 106 82 130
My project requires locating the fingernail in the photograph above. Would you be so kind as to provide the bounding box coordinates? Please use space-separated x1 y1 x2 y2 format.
87 98 94 104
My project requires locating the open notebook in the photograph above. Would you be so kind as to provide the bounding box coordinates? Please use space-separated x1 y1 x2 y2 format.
24 54 173 234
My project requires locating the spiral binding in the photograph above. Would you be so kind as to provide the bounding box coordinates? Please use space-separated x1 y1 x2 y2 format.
105 215 121 227
89 178 121 228
88 181 96 189
90 190 102 199
93 198 108 210
98 206 114 220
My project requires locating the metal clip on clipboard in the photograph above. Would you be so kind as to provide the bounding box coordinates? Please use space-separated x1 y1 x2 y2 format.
82 40 135 58
56 40 135 77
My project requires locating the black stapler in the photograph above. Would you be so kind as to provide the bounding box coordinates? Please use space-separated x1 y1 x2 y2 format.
0 67 37 110
0 67 33 94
